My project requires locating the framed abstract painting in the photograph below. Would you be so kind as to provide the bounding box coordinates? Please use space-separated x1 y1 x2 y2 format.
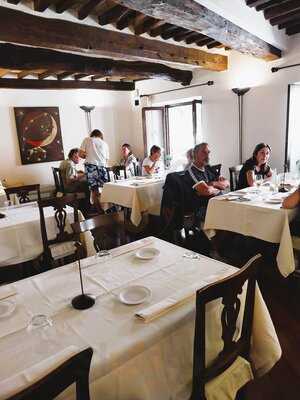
14 107 64 165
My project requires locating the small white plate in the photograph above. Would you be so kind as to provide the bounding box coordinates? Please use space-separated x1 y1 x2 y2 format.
0 300 16 318
265 198 282 204
224 195 240 201
119 285 152 305
135 247 160 260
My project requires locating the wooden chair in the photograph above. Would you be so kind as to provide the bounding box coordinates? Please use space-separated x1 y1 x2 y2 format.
113 165 127 179
229 165 243 192
7 347 93 400
5 184 41 203
210 164 222 178
191 254 262 400
38 194 83 268
71 211 128 251
52 167 65 195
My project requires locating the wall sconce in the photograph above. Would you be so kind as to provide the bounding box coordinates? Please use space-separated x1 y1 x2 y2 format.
232 88 251 164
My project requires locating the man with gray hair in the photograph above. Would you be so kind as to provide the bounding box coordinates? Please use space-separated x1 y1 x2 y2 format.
184 142 229 220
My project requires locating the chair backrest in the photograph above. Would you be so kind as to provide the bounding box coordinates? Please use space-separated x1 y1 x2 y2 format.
210 164 222 178
229 165 243 192
38 194 80 262
52 167 65 194
191 254 261 400
7 347 93 400
5 184 41 203
112 165 127 179
71 211 125 252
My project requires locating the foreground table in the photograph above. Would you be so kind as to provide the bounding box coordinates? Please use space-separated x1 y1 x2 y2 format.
204 188 297 277
0 202 94 267
0 237 281 400
101 177 164 226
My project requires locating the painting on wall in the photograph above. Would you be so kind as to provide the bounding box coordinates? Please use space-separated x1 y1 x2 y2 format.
14 107 64 165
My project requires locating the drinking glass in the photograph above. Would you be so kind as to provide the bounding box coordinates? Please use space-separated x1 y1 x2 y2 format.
255 174 263 188
3 200 11 209
27 314 53 331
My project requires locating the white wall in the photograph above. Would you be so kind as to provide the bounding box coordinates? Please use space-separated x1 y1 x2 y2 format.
0 89 133 185
131 35 300 178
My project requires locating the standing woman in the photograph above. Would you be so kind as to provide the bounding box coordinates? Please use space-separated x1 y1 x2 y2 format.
238 143 272 189
120 143 137 177
79 129 109 213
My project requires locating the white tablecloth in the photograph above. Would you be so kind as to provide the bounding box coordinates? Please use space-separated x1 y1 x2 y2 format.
0 237 281 400
0 202 94 266
101 178 164 226
204 189 297 277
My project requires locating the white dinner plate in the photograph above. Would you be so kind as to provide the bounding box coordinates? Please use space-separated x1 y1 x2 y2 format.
135 247 160 260
119 285 152 305
224 195 240 201
265 198 282 204
0 300 16 318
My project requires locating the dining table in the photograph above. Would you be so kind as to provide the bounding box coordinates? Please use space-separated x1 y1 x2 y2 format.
0 201 95 267
100 176 165 226
204 186 297 277
0 236 281 400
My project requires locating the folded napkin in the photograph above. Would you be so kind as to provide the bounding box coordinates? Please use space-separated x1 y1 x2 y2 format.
135 271 232 323
0 346 79 400
0 284 17 301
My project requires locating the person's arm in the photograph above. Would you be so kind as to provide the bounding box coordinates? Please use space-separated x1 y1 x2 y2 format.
65 164 78 184
265 166 272 179
282 189 300 209
211 176 230 190
79 138 87 159
246 170 255 187
194 181 220 197
144 160 157 175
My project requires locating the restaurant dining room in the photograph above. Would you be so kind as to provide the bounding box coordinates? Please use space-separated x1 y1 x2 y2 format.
1 0 300 399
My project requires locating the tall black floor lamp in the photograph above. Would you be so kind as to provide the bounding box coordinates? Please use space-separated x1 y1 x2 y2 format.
232 88 251 164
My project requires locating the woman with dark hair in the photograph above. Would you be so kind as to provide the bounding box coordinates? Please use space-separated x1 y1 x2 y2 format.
79 129 109 213
238 143 272 189
142 145 164 176
120 143 137 177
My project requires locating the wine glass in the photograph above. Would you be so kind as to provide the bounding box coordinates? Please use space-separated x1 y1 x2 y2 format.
255 174 263 188
27 314 53 331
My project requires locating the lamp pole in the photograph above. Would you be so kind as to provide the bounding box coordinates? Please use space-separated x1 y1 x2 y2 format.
232 88 251 164
80 105 95 135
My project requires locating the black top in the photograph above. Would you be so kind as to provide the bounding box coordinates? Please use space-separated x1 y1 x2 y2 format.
184 164 218 208
238 158 271 189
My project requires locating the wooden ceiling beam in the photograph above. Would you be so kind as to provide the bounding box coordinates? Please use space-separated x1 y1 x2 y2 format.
264 0 300 20
17 70 35 78
270 9 300 26
149 22 170 37
256 0 284 12
57 71 75 80
74 73 90 80
116 9 136 30
196 37 216 47
286 22 300 35
91 74 106 80
207 40 222 49
161 26 184 40
78 0 104 20
173 30 194 42
0 69 9 78
7 0 22 3
34 0 53 12
279 16 300 29
56 0 79 14
245 0 270 7
0 7 227 71
186 33 207 45
134 17 164 35
0 78 135 90
0 43 193 85
112 0 281 60
98 4 128 25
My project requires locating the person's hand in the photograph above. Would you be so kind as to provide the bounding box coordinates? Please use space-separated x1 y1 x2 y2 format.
219 176 226 181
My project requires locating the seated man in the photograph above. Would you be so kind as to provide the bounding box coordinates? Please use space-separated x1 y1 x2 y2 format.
184 142 229 221
142 145 164 176
59 148 88 194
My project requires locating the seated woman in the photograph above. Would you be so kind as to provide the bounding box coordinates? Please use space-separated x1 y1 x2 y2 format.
238 143 272 189
142 145 164 176
119 143 137 177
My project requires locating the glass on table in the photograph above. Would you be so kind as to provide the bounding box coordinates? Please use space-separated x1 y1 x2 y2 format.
27 314 53 331
255 174 263 188
97 249 112 263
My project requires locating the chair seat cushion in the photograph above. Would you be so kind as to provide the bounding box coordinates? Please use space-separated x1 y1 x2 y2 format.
205 356 253 400
49 241 76 260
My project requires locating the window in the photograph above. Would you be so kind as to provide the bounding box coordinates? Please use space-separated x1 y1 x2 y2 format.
142 100 202 169
285 84 300 175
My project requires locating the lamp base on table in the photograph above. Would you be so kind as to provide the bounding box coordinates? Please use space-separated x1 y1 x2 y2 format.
72 294 95 310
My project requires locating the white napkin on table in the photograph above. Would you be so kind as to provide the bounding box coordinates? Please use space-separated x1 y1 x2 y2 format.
0 346 79 400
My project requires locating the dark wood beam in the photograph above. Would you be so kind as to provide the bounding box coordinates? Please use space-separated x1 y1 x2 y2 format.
207 40 222 49
0 69 9 78
279 15 300 29
134 16 164 35
270 9 300 26
286 22 300 35
246 0 269 7
0 43 193 85
7 0 22 3
56 0 78 14
0 7 227 71
38 71 56 80
186 33 206 45
78 0 104 20
149 22 170 37
91 74 106 80
112 0 281 60
17 70 36 79
173 30 194 42
34 0 53 12
57 71 75 80
98 4 128 25
256 0 283 12
0 78 135 90
74 73 90 80
196 37 215 47
160 26 183 40
116 9 136 30
264 0 300 20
